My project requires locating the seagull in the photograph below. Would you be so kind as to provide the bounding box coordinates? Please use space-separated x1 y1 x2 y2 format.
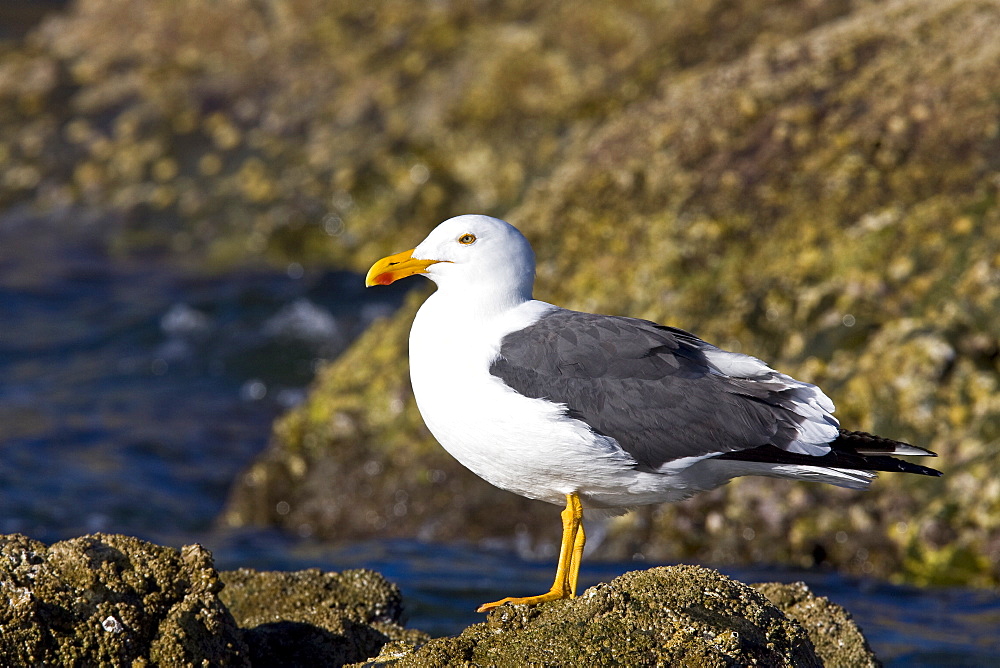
365 214 941 612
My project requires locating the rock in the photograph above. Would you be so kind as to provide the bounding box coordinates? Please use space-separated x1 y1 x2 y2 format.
754 581 878 668
358 565 879 667
0 532 249 666
0 533 424 667
219 568 428 667
0 533 882 666
0 0 860 268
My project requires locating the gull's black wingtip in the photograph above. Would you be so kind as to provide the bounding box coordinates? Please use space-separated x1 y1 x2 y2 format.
833 430 943 476
910 462 943 477
716 429 945 477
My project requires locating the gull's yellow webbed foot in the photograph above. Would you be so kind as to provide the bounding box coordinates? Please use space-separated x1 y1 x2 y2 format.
477 492 585 613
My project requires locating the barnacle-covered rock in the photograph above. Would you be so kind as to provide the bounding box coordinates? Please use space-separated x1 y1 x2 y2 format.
356 566 877 667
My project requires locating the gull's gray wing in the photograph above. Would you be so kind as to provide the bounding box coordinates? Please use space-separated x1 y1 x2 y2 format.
489 308 838 471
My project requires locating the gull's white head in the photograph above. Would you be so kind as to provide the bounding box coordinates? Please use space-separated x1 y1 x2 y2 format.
366 215 536 306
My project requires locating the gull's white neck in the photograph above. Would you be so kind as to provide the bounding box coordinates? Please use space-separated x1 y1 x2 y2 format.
425 279 533 323
410 279 554 378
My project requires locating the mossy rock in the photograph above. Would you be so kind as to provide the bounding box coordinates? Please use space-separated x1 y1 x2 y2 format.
355 566 878 667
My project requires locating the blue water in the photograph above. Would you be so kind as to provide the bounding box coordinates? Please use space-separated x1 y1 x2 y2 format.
0 208 410 541
1 208 997 666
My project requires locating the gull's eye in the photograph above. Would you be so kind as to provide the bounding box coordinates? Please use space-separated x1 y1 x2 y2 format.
458 233 476 245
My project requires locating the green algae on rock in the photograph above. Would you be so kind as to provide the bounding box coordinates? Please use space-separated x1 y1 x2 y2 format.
354 566 878 667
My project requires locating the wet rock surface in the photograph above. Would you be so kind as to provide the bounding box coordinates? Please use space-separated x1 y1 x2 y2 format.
357 565 878 667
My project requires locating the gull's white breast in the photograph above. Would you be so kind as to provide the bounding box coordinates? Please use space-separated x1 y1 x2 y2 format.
409 296 634 503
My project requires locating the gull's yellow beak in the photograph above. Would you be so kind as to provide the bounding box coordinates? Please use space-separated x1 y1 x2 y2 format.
365 249 442 287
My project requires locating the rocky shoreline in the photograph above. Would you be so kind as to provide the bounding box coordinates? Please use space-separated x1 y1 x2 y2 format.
1 533 877 666
1 0 997 634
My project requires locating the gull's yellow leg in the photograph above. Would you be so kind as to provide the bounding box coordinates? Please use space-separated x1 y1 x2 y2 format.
567 508 586 596
477 492 585 612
